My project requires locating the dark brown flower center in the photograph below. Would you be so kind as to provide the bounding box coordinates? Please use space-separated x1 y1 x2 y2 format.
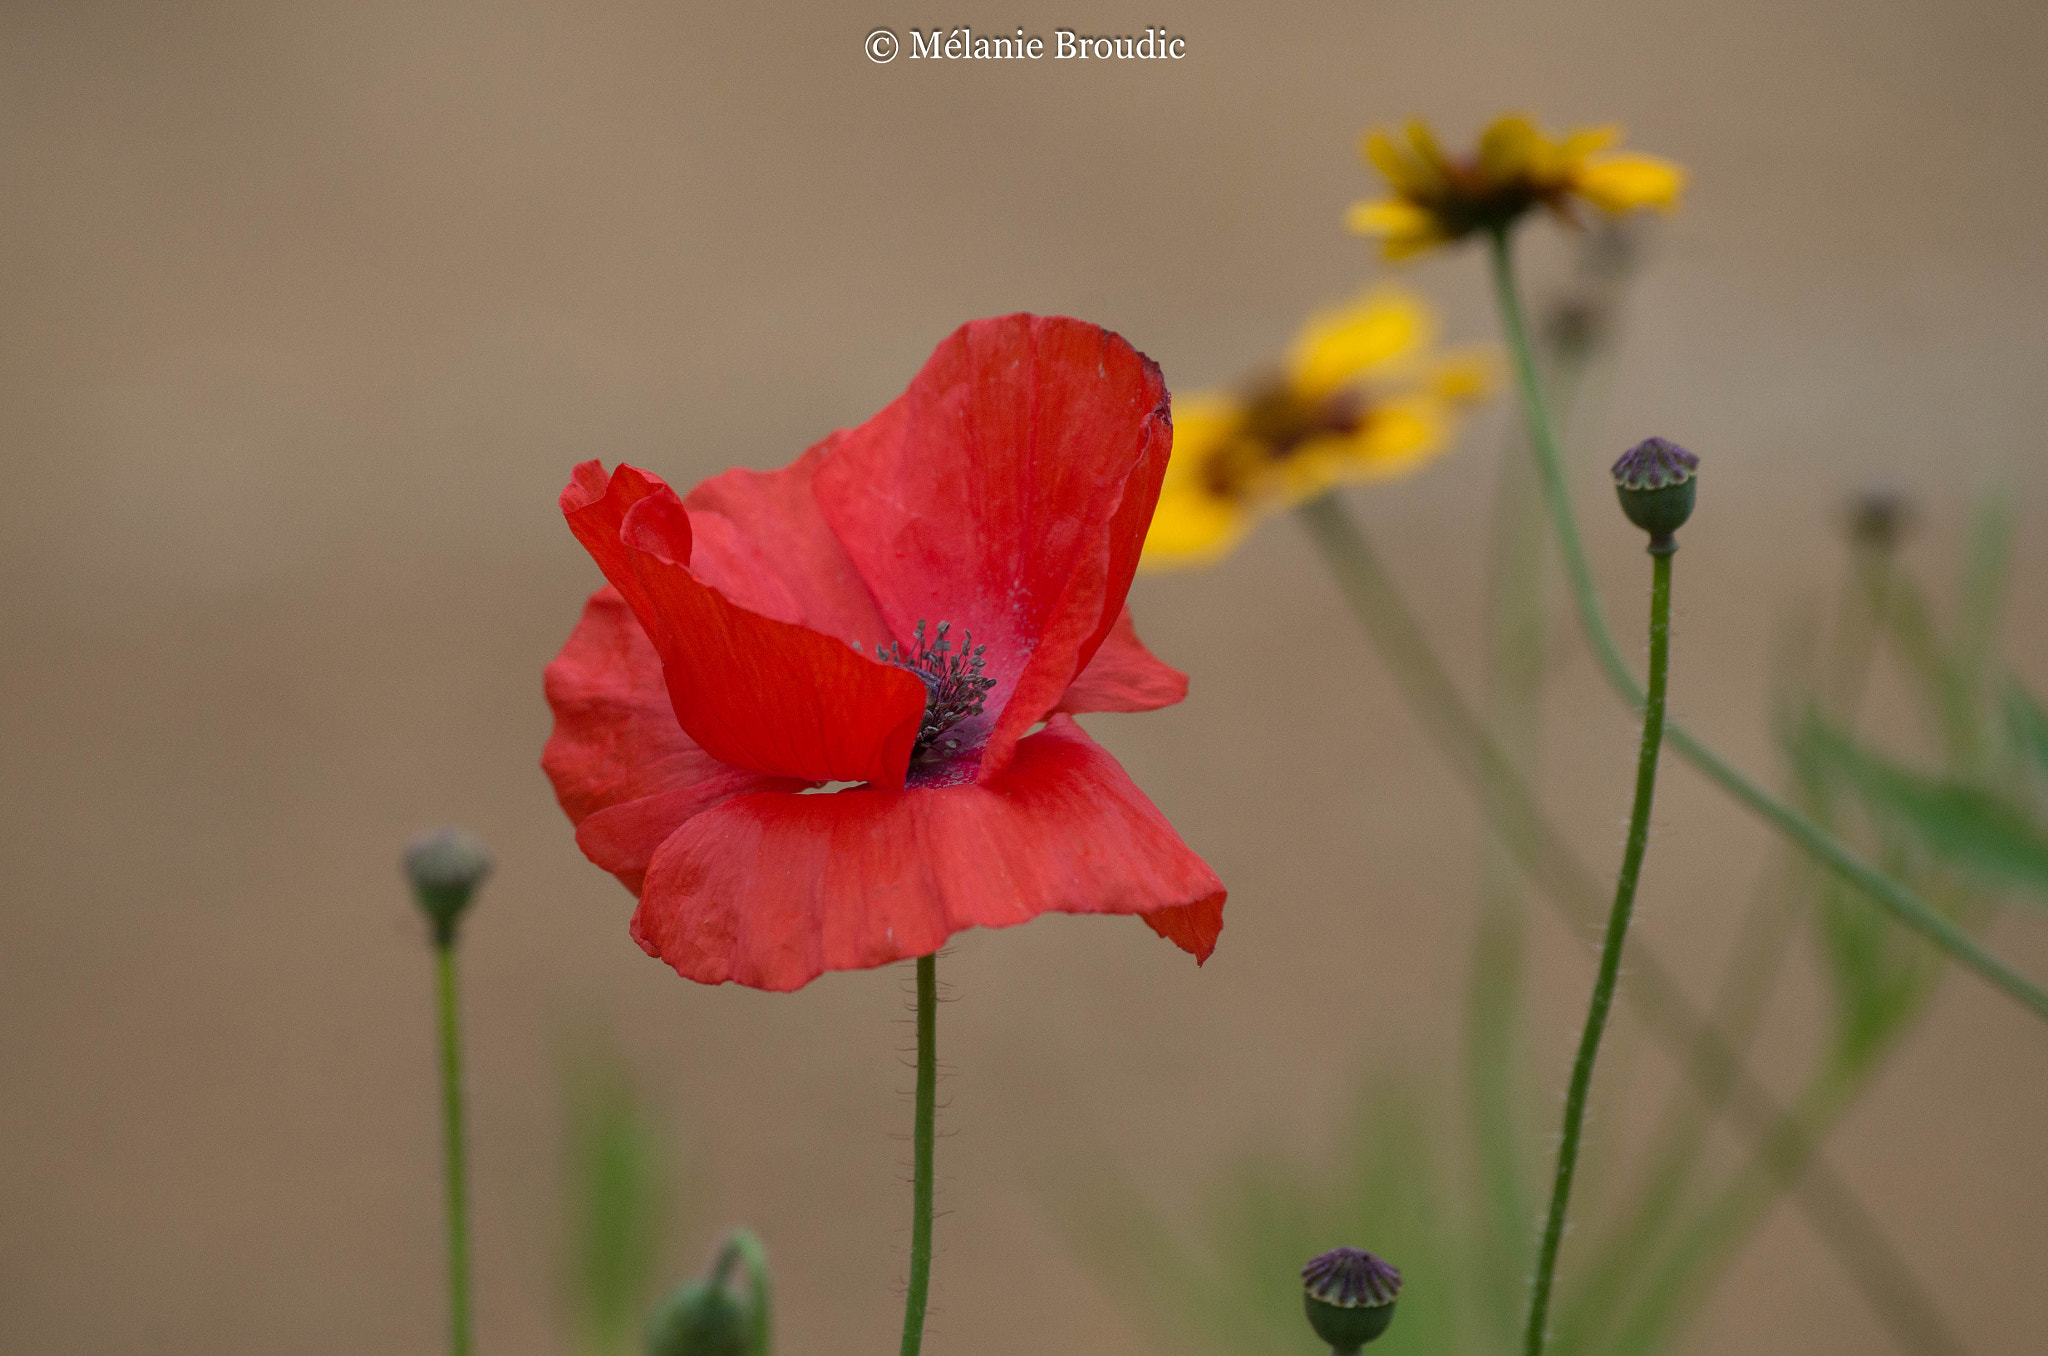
1200 380 1371 501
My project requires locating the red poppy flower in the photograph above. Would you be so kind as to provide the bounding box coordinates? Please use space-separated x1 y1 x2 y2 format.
542 314 1226 991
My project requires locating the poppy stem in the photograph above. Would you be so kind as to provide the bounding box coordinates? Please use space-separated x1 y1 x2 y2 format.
1522 546 1673 1356
899 952 938 1356
1297 492 1964 1356
1483 223 2048 1027
434 939 473 1356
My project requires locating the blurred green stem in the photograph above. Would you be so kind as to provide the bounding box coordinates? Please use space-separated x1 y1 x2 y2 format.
435 941 473 1356
1524 547 1673 1356
899 953 937 1356
1295 492 1950 1355
1466 348 1573 1343
1484 223 2048 1026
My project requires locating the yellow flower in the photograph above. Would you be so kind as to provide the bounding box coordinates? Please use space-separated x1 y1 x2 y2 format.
1346 115 1684 259
1143 289 1489 568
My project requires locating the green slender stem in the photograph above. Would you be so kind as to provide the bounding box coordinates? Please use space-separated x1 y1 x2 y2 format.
1294 491 1954 1354
1558 541 1903 1355
434 941 473 1356
899 953 938 1356
1485 224 2048 1026
1524 548 1674 1356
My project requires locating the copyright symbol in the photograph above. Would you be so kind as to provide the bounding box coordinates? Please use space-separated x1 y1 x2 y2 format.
865 28 898 62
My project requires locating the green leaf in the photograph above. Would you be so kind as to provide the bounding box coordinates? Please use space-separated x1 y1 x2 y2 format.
1809 721 2048 899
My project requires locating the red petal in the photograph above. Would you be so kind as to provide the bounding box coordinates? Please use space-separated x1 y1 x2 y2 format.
541 587 800 891
1055 607 1189 714
561 461 928 787
681 443 893 645
629 715 1225 990
811 316 1173 781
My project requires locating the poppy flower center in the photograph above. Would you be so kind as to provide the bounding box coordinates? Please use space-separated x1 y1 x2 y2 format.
877 619 998 761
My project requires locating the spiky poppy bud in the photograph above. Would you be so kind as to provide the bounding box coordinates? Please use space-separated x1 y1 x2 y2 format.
404 827 492 947
1301 1247 1401 1352
1611 436 1698 551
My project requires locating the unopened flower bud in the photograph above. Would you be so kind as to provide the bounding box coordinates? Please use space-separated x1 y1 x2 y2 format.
1846 489 1912 553
1611 436 1698 550
645 1232 770 1356
1301 1247 1401 1352
645 1277 748 1356
404 827 492 947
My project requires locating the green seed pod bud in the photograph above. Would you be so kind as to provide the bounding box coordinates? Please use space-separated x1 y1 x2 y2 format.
644 1232 771 1356
644 1276 749 1356
1610 436 1698 552
1301 1247 1401 1352
403 827 492 947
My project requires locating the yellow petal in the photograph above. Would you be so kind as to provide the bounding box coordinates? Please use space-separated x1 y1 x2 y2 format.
1556 124 1622 163
1141 484 1254 568
1345 198 1431 236
1285 290 1435 395
1574 154 1685 213
1379 227 1452 261
1362 129 1430 197
1336 396 1453 482
1427 348 1495 404
1405 119 1454 183
1479 114 1542 183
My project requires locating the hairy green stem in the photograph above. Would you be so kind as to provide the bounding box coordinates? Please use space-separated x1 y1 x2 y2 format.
899 953 938 1356
1293 493 1951 1352
1558 540 1912 1354
1485 224 2048 1025
1524 547 1674 1356
435 942 473 1356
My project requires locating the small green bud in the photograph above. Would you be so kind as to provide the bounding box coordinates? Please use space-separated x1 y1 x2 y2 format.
645 1276 749 1356
404 827 492 947
1301 1247 1401 1353
645 1233 771 1356
1610 436 1698 551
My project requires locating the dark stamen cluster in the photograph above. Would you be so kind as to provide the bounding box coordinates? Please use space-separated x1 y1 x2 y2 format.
879 620 996 760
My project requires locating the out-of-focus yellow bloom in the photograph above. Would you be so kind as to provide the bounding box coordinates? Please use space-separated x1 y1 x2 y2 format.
1347 115 1684 259
1144 290 1489 568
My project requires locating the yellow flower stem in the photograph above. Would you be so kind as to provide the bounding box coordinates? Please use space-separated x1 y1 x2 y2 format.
1483 223 2048 1027
1295 491 1958 1355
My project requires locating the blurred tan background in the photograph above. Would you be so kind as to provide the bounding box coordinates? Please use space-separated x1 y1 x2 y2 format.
5 0 2048 1352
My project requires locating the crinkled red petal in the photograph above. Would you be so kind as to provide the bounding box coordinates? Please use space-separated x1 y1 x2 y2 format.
1055 607 1189 714
561 460 928 787
810 315 1173 781
628 715 1225 991
541 587 802 891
